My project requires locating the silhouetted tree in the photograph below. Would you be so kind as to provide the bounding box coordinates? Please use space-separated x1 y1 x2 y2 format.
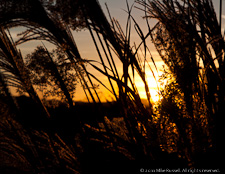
25 46 78 107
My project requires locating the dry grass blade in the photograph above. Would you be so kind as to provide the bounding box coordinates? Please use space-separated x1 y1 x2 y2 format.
0 26 51 118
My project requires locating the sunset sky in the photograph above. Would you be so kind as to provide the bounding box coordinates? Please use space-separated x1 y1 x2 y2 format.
9 0 224 103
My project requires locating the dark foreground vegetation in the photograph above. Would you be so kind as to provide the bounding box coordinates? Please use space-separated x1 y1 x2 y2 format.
0 0 225 173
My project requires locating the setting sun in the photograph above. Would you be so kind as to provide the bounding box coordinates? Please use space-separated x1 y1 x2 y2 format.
136 80 159 103
134 67 164 103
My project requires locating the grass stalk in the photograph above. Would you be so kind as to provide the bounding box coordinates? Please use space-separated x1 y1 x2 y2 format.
0 26 51 119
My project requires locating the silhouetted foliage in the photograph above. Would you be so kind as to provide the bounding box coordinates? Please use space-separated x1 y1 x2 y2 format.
137 0 225 169
42 0 86 31
25 46 78 104
0 0 224 173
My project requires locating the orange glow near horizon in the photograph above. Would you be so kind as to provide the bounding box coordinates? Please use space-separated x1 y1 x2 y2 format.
136 77 160 103
134 64 165 103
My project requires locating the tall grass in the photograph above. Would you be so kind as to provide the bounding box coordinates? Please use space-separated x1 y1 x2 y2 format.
0 27 50 119
0 0 223 173
136 0 225 168
0 116 79 173
0 0 157 159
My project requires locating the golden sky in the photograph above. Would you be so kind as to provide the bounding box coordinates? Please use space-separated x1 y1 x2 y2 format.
9 0 224 103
